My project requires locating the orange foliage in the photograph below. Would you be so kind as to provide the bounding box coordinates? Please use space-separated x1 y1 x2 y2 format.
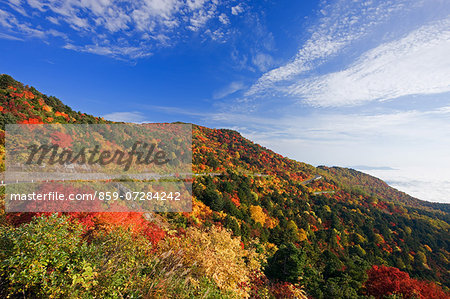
55 111 70 121
19 118 43 124
23 90 35 99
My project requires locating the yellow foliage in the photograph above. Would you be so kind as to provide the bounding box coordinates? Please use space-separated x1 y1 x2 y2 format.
405 226 412 235
415 251 427 265
355 233 366 244
158 226 264 298
250 205 266 226
265 242 278 256
374 233 385 244
190 198 213 220
298 228 308 242
42 105 52 112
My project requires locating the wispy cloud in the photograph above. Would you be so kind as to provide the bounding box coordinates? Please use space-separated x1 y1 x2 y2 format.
103 111 151 123
288 18 450 107
0 8 17 29
64 44 152 60
213 81 245 99
247 0 415 96
196 103 450 202
251 53 275 72
0 32 23 41
200 104 450 166
0 7 67 40
0 0 246 59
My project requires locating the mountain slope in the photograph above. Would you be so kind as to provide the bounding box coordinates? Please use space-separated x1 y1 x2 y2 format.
1 74 449 298
317 166 450 213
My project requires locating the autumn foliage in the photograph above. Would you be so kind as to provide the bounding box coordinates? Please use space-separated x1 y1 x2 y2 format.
1 74 449 298
365 265 450 299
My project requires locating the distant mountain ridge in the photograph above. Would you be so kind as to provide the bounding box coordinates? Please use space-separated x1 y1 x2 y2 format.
317 166 449 213
350 165 397 171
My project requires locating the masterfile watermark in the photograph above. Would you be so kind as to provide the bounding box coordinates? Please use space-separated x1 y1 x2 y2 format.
26 141 170 171
5 123 193 212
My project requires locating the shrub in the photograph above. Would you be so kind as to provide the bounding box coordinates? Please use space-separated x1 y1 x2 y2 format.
0 214 229 298
158 225 264 297
0 214 94 298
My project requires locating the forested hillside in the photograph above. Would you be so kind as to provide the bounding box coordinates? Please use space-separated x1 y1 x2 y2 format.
317 166 450 213
0 74 449 298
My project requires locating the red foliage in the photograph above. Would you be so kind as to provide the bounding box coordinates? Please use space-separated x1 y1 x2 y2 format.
244 270 304 299
141 222 166 245
415 280 450 299
50 131 73 147
365 265 450 299
231 191 241 207
7 211 166 246
270 282 297 298
6 212 40 226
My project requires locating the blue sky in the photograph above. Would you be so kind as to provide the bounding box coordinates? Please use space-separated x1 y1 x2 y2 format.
1 0 449 203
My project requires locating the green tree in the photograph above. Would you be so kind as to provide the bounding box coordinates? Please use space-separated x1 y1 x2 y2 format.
265 243 306 283
285 220 300 243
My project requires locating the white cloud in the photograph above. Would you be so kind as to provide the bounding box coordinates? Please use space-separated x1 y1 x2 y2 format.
252 53 275 72
187 0 209 10
213 81 245 99
64 43 151 60
200 104 450 168
289 18 450 106
247 0 419 95
360 167 450 203
188 4 217 31
46 16 60 25
205 106 450 202
231 4 244 15
0 32 24 41
6 0 28 16
218 13 229 25
103 111 151 123
212 106 450 146
27 0 46 12
0 9 16 28
1 0 237 59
